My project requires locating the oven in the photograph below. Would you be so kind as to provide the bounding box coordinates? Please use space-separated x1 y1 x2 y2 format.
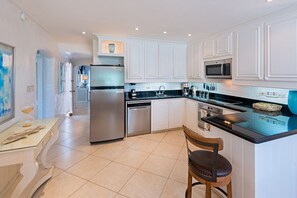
198 103 223 131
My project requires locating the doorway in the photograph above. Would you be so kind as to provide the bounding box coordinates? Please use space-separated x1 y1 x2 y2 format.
36 50 55 119
74 65 90 114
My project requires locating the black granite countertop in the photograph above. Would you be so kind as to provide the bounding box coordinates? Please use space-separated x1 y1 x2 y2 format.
125 90 183 101
202 109 297 144
125 90 297 143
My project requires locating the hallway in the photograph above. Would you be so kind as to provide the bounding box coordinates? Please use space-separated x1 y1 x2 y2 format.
33 103 224 198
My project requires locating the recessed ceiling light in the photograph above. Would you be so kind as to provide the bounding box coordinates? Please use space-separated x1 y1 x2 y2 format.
135 27 139 31
266 0 272 2
82 31 86 35
188 34 192 37
163 31 167 34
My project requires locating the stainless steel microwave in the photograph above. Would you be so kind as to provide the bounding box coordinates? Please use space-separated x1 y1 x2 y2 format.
205 58 232 79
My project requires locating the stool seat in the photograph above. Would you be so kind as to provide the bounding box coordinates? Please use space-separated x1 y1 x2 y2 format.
189 150 232 178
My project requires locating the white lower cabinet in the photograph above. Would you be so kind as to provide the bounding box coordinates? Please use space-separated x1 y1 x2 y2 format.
184 99 199 133
151 99 169 131
168 98 185 128
151 98 184 132
209 125 297 198
209 126 255 198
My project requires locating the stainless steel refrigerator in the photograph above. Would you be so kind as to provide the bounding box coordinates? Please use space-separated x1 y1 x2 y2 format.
90 65 125 143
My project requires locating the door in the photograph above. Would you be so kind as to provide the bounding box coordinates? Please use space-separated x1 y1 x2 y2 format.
144 41 159 79
265 17 297 81
158 43 174 79
91 66 124 87
125 40 144 81
65 62 74 114
90 89 124 142
151 99 169 132
233 24 264 81
36 50 55 119
168 99 184 128
216 33 233 56
173 45 187 79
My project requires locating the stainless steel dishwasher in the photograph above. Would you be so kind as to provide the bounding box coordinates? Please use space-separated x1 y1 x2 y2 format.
126 100 151 137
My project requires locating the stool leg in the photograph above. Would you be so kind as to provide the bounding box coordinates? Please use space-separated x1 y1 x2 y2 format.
227 181 232 198
205 183 211 198
187 171 192 198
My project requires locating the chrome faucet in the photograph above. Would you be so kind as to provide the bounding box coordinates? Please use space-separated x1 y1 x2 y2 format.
156 85 165 95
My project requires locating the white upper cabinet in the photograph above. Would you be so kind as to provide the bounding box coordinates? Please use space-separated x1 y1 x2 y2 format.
125 40 144 81
173 45 187 79
233 24 264 81
187 43 203 80
265 16 297 82
144 41 159 79
203 33 233 59
216 33 233 56
158 42 174 79
203 39 215 58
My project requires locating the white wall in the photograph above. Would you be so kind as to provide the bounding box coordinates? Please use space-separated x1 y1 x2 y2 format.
0 0 65 131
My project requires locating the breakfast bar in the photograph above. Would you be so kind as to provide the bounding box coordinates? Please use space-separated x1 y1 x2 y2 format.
203 110 297 198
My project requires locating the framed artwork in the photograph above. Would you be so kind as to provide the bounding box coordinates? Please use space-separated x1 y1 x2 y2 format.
0 42 14 125
59 62 65 93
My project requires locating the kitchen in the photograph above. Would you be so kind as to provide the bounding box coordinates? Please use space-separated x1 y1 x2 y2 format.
1 0 297 198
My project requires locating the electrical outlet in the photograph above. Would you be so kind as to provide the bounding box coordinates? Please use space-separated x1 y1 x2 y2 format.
259 92 265 96
27 85 34 93
259 91 285 98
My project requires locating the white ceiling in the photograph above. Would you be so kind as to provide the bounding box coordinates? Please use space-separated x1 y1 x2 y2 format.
11 0 297 44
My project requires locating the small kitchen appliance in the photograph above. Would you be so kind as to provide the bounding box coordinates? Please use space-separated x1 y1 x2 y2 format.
182 83 190 96
130 89 137 99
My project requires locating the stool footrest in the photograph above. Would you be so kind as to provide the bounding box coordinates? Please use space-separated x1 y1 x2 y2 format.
185 182 228 198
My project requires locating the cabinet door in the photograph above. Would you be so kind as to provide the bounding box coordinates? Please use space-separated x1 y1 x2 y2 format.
187 44 195 78
187 43 203 79
203 39 215 59
193 44 203 79
159 43 174 79
144 41 159 79
125 40 144 80
265 17 297 81
185 99 199 133
173 45 187 79
151 100 169 132
233 24 264 81
168 99 185 129
216 33 233 56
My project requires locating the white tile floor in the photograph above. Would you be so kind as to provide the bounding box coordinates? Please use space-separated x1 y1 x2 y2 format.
33 103 224 198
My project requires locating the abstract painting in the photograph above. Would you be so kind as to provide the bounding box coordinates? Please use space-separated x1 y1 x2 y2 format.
0 42 14 125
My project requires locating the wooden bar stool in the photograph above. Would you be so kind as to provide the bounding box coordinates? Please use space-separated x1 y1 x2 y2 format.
183 125 232 198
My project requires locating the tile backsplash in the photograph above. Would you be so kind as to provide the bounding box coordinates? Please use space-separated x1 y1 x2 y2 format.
125 81 291 105
191 81 290 105
125 83 183 92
